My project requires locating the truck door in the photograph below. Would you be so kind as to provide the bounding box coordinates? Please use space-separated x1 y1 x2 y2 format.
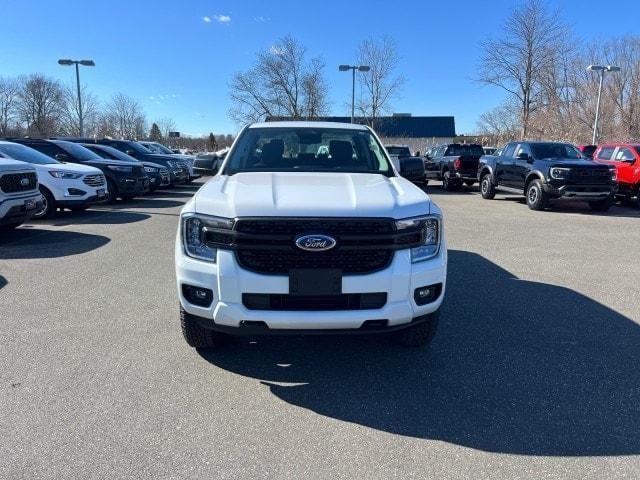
495 143 516 186
424 146 441 179
511 143 532 189
612 147 637 190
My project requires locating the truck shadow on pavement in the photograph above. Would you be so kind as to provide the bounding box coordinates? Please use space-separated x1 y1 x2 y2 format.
199 250 640 456
0 275 6 289
0 229 110 259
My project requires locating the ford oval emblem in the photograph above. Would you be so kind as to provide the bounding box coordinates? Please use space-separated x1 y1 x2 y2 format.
295 234 337 252
20 178 30 186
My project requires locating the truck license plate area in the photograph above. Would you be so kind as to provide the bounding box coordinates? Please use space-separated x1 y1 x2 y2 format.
289 269 342 296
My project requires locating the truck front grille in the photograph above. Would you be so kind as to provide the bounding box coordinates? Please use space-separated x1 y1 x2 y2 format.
0 172 37 193
243 292 387 311
203 218 423 276
567 169 612 184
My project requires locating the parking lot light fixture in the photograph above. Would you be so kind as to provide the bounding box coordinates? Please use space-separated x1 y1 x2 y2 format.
57 58 95 137
587 64 620 144
339 64 371 123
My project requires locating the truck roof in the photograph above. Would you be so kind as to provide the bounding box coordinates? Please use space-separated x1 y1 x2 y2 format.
249 121 369 131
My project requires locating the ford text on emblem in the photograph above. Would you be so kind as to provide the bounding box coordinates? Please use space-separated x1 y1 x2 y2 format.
20 178 30 186
295 234 337 252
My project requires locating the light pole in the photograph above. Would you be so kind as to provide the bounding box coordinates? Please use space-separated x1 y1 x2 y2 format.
58 59 95 136
339 64 370 123
587 64 620 145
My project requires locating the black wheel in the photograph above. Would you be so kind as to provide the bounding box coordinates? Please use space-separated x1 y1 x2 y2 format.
526 180 547 210
480 173 496 199
106 178 118 203
588 196 614 212
180 306 228 349
392 311 439 348
441 171 457 191
464 180 475 187
32 187 56 219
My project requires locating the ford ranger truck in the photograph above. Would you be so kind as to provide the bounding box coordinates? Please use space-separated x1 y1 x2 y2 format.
478 141 617 211
0 159 43 230
175 121 447 349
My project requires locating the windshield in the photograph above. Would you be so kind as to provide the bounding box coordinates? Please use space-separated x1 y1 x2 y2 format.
530 143 583 159
0 143 59 164
54 141 103 161
145 142 174 155
124 141 153 154
386 146 411 157
223 127 393 176
87 145 138 163
445 144 485 156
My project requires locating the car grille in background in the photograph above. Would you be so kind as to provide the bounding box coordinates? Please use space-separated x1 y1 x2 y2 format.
133 166 145 176
0 172 37 193
82 174 106 187
210 218 420 275
243 292 387 311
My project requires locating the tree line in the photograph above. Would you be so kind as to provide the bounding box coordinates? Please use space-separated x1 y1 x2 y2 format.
0 74 233 151
476 0 640 145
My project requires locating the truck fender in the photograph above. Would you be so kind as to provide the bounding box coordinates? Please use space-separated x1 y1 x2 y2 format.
524 170 545 190
478 164 493 182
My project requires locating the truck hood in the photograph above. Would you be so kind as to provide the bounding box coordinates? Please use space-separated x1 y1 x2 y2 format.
0 158 36 172
538 158 609 168
193 172 431 219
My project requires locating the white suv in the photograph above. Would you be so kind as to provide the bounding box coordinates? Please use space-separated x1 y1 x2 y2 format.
0 159 43 230
0 141 107 218
175 122 447 348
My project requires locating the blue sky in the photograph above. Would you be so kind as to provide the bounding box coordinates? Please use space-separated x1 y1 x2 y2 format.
2 0 638 136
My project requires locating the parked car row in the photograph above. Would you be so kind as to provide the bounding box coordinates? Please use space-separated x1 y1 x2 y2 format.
0 137 197 228
388 140 639 213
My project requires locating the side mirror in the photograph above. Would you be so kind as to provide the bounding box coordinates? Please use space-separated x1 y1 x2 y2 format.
55 153 69 161
517 152 530 160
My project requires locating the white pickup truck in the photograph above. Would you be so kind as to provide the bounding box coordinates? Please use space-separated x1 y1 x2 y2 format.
175 121 447 348
0 158 43 230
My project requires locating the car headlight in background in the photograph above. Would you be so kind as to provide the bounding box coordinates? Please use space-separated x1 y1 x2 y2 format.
107 165 133 173
182 213 234 262
396 215 442 263
609 167 617 181
549 167 571 179
48 171 82 179
144 166 158 173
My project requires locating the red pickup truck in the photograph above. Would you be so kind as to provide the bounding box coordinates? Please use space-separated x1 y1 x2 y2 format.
593 144 640 206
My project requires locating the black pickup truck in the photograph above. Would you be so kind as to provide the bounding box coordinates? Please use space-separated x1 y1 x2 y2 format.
384 145 426 184
477 141 617 211
425 143 484 190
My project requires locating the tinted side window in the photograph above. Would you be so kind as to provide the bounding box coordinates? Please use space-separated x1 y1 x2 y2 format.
596 147 614 160
615 148 635 161
502 143 517 158
29 142 61 158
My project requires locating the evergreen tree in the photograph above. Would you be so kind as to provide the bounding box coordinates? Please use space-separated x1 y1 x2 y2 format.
207 132 217 151
149 122 162 141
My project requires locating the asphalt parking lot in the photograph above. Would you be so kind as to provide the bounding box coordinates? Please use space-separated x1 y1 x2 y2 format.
1 180 640 479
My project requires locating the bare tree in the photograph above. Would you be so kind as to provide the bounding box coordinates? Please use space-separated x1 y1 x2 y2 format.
58 83 100 136
228 35 329 124
355 36 404 127
101 93 147 139
0 77 20 136
477 0 565 138
17 73 65 137
476 101 521 144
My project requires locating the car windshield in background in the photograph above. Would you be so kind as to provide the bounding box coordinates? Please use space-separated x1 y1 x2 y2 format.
582 145 597 157
530 143 583 159
87 145 138 163
0 143 59 164
387 147 411 156
148 143 174 155
119 141 153 154
445 145 485 156
54 141 103 161
223 128 393 176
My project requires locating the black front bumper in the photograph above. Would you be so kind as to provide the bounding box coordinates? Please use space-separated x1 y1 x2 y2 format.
170 169 189 185
544 183 617 199
56 193 107 208
118 176 150 195
1 199 43 225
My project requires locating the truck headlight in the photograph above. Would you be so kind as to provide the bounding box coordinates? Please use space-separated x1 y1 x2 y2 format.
609 167 617 181
181 213 234 262
49 171 82 179
396 215 442 263
144 166 158 173
549 167 570 179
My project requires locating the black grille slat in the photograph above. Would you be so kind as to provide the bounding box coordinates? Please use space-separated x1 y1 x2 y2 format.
0 172 37 193
243 293 387 311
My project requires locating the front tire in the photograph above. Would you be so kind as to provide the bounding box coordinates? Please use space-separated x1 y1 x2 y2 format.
106 178 118 203
180 306 228 349
392 311 439 348
480 173 496 199
32 187 56 219
526 180 548 210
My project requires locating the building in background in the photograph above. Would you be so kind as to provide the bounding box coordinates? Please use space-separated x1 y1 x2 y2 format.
266 113 456 153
